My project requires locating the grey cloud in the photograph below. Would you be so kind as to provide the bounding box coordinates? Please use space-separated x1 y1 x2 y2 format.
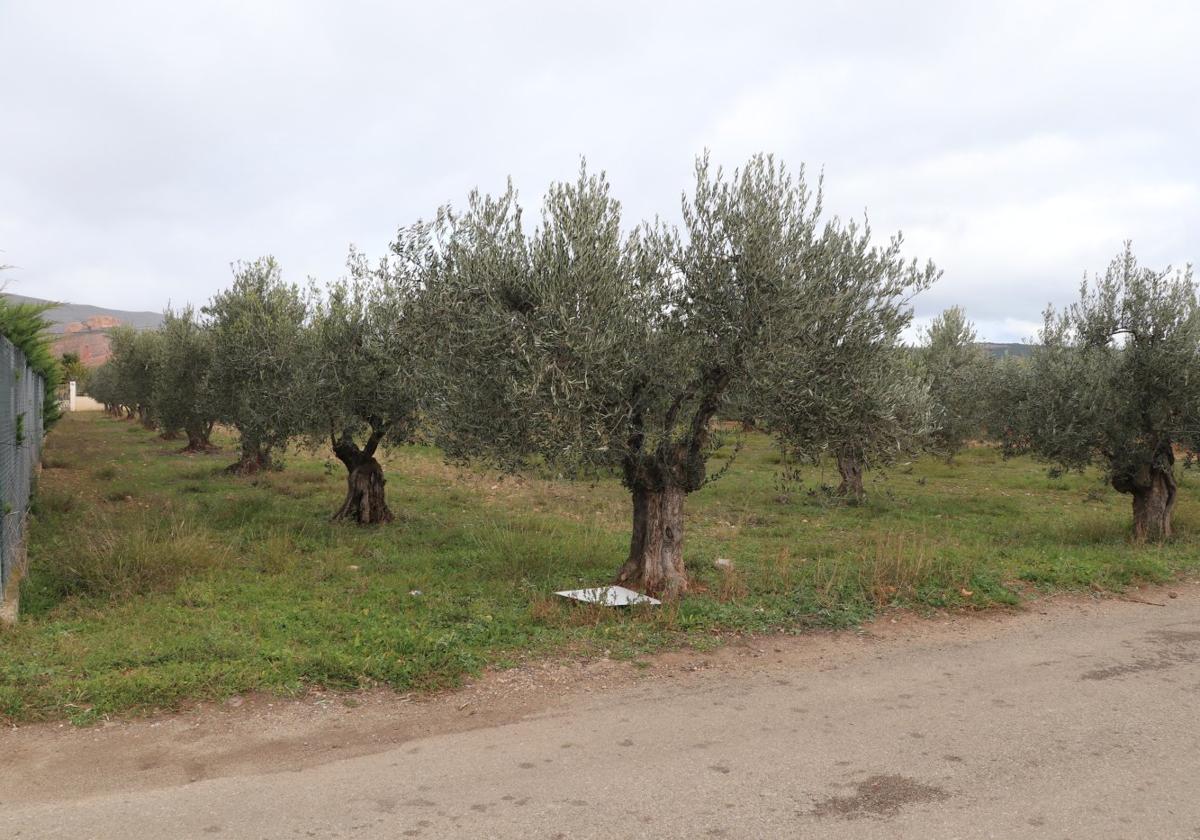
1 0 1196 341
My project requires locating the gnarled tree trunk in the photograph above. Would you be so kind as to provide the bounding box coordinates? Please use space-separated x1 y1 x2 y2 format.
615 483 687 599
1131 470 1176 541
613 366 729 600
836 446 865 502
183 421 215 453
331 427 392 525
227 439 271 474
1112 449 1177 542
334 457 392 524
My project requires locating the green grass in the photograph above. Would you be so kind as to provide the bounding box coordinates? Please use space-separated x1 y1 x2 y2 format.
4 413 1199 724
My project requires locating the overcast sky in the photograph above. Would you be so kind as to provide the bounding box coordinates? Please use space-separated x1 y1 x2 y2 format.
2 1 1197 341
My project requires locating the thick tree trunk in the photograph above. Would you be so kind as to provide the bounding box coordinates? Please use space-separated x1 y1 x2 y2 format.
330 426 393 525
1112 448 1177 543
836 447 865 502
615 483 687 599
1130 468 1176 542
333 457 393 524
182 422 215 453
227 441 271 474
613 365 728 601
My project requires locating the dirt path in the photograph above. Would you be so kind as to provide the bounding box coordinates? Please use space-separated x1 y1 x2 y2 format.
4 584 1200 838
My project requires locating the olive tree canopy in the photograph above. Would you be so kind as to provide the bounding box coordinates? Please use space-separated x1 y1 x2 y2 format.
425 155 822 597
300 246 426 524
998 244 1199 541
919 306 989 460
204 257 308 474
107 325 163 428
153 306 217 451
755 222 938 500
88 361 120 414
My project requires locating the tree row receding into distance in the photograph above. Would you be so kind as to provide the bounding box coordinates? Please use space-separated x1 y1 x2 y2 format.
83 154 1197 597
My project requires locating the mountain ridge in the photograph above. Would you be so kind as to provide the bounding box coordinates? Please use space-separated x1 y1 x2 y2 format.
2 293 163 334
3 293 163 366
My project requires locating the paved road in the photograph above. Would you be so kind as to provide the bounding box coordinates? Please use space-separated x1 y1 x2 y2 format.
5 589 1200 839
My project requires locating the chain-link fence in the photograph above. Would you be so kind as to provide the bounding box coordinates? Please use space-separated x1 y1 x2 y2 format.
0 334 46 604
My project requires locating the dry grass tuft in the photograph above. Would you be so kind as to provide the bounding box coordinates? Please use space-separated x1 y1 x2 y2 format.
46 510 230 599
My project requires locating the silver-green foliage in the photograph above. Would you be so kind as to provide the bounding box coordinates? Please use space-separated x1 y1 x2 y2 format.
301 246 425 454
919 306 990 458
756 220 938 479
997 244 1198 537
107 325 163 423
153 306 216 446
203 257 308 465
424 155 820 491
87 360 119 409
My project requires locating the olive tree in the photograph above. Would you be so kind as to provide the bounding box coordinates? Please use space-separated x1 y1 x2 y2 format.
88 361 121 415
153 306 217 451
300 248 425 524
425 156 820 597
204 257 307 474
980 353 1030 444
756 222 938 500
918 306 989 460
998 244 1199 541
107 325 163 427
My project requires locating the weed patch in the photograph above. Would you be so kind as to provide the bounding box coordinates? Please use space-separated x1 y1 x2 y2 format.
31 488 78 517
31 510 230 601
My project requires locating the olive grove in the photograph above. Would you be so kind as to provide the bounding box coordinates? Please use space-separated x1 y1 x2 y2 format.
75 157 1198 588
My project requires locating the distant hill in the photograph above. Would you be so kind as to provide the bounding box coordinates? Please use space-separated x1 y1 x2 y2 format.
3 293 162 366
979 342 1036 359
2 293 163 334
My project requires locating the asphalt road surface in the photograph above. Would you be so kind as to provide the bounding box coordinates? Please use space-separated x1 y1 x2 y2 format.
4 586 1199 839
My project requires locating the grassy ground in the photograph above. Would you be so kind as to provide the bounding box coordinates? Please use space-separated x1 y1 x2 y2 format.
4 413 1199 724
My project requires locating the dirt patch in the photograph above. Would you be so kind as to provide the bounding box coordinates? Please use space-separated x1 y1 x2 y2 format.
811 774 950 820
1079 622 1200 681
0 655 637 804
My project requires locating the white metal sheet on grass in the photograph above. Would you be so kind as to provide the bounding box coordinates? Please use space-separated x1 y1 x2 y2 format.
555 586 661 607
